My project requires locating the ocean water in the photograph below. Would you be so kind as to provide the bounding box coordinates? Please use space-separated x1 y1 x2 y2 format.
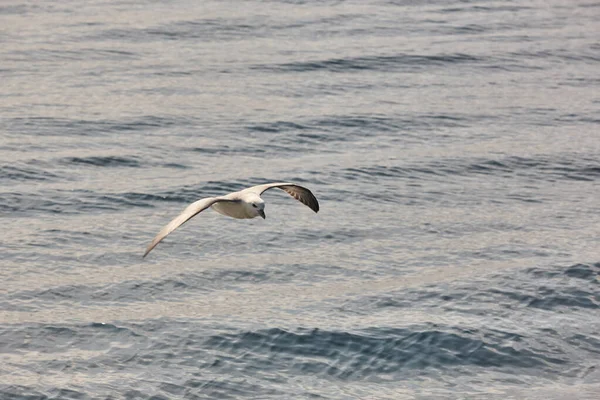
1 0 599 398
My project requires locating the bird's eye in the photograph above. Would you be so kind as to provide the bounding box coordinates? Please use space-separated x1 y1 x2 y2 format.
252 204 257 208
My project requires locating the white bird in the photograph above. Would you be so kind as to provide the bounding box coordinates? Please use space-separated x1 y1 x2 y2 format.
143 182 319 257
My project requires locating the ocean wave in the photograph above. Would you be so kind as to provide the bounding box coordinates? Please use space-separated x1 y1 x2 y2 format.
254 53 483 73
526 263 600 281
204 325 566 378
93 19 269 44
0 323 144 354
239 115 411 149
335 154 600 184
510 49 600 64
60 156 142 168
0 386 89 400
0 190 145 215
345 263 599 315
7 115 188 137
438 4 533 14
0 163 62 183
8 269 297 306
0 180 245 215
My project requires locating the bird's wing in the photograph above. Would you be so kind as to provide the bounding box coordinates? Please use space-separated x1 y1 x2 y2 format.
247 183 319 213
143 197 239 258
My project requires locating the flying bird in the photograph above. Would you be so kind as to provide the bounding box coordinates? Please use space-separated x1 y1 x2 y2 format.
143 182 319 257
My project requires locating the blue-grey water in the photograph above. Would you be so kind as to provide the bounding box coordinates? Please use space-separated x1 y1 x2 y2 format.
1 0 599 398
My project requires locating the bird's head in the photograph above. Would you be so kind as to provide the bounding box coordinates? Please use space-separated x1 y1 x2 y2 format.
247 196 266 219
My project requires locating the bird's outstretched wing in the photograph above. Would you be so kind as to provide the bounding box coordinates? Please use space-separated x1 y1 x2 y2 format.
143 197 239 258
247 183 319 213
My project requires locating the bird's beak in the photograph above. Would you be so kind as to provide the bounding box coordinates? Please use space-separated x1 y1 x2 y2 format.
258 210 265 219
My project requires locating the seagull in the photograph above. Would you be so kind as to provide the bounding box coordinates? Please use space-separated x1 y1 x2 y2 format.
143 182 319 257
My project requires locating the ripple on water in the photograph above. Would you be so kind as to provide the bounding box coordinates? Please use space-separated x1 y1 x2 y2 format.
343 263 599 315
253 53 484 73
60 156 142 168
0 164 62 183
335 155 600 184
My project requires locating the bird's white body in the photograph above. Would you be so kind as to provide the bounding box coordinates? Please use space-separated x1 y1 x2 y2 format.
211 190 263 219
211 199 251 219
143 182 319 257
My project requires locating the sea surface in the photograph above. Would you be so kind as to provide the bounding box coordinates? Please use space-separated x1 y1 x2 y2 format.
1 0 599 398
